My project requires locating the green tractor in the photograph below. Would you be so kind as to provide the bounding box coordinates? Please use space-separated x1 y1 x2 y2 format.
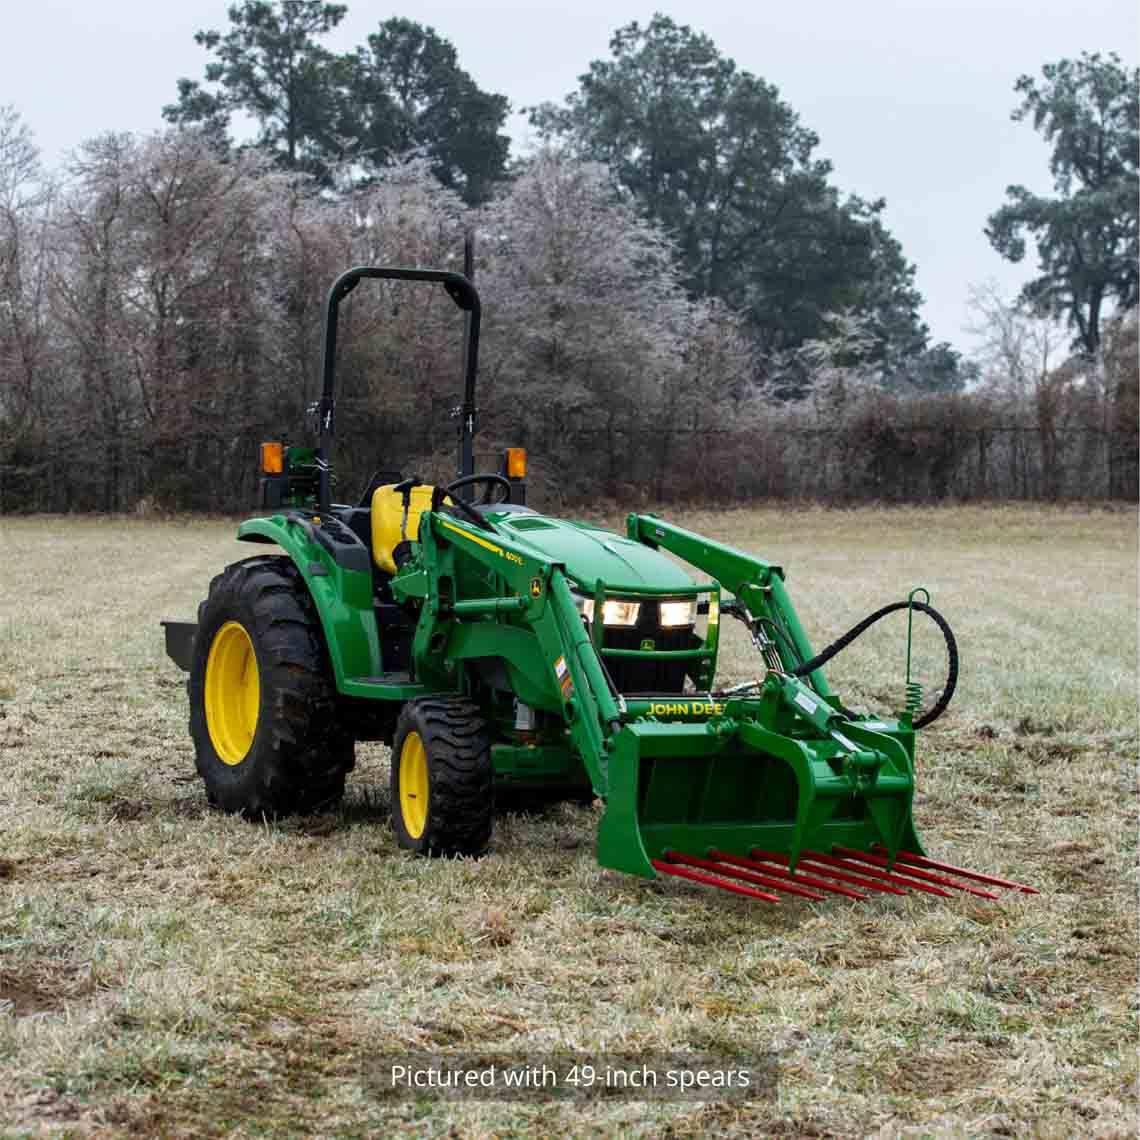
162 265 1035 904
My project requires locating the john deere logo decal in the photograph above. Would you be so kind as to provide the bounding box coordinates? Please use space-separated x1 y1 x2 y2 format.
649 701 725 717
640 638 656 652
530 577 542 598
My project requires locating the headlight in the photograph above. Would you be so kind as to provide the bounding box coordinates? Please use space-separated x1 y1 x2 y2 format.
573 594 641 627
659 599 697 627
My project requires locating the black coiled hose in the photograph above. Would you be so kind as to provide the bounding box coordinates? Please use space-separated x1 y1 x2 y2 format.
789 601 958 729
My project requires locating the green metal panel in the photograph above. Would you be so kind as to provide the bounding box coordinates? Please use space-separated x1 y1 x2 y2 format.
596 696 921 879
492 743 586 788
500 514 697 592
236 516 380 690
445 622 561 711
340 677 430 701
623 697 733 721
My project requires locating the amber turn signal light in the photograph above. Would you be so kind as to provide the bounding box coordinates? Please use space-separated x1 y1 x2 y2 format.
505 447 527 479
260 442 284 475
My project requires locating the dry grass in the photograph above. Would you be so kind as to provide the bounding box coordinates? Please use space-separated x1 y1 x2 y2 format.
0 504 1136 1138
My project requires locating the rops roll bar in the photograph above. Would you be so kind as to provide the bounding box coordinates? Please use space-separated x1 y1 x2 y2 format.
315 265 482 513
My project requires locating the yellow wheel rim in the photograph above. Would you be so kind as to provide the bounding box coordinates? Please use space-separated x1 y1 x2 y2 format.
204 621 260 766
399 731 429 839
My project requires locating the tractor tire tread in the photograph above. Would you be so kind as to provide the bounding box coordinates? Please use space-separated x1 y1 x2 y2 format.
391 696 493 857
188 555 353 818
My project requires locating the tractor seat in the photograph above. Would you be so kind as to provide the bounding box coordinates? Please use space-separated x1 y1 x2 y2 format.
370 484 441 574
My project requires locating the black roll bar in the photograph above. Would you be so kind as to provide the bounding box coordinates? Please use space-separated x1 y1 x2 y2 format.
315 265 482 513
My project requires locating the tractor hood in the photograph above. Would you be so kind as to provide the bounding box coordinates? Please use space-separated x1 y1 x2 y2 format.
491 513 694 593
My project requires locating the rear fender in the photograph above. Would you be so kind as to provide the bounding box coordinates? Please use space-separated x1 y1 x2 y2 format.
237 515 380 689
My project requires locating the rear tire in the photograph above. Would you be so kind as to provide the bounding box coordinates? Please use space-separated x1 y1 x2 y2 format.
390 697 493 856
189 556 353 817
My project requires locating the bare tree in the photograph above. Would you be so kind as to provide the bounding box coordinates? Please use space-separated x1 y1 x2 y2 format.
968 282 1073 499
0 106 55 508
477 149 693 500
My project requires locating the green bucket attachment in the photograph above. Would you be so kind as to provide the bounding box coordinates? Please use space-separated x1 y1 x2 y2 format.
596 691 1037 904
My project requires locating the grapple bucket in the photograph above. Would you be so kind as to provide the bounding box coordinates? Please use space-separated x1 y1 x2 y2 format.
568 518 1037 905
596 709 1036 905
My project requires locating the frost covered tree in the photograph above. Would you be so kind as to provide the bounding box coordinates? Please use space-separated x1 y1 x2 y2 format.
0 105 55 507
476 149 696 498
50 131 288 507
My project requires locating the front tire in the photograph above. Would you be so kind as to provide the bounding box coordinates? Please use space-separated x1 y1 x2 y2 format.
390 697 493 856
189 556 353 817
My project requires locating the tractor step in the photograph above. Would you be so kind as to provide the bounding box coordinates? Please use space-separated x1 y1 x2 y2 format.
651 847 1036 905
340 672 429 700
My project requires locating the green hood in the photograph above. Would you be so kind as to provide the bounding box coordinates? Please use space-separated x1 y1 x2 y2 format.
492 513 694 592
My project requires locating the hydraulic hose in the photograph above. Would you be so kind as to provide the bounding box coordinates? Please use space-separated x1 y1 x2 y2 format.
789 601 958 729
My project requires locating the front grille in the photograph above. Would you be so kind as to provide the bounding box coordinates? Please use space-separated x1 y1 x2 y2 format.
600 604 699 695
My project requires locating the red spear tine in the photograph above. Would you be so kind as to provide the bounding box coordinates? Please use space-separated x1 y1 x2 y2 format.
749 847 910 896
651 859 781 904
833 846 1000 900
664 850 826 901
708 849 868 901
875 846 1040 895
797 850 954 897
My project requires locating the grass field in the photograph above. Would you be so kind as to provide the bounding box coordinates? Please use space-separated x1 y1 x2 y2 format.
1 505 1136 1138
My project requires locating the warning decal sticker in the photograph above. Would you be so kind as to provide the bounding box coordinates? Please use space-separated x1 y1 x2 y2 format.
553 654 574 699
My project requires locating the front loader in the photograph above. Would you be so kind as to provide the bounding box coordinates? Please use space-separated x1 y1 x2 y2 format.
162 264 1035 905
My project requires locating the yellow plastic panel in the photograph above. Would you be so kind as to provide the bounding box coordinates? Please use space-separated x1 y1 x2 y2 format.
371 484 438 574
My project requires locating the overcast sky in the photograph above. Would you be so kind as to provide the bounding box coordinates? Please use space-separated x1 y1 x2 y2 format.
3 0 1136 352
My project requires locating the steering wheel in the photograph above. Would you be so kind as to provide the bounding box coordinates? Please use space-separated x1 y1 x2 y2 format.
441 473 512 531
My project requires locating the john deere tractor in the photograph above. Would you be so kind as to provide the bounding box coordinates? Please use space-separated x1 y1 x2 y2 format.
162 265 1035 905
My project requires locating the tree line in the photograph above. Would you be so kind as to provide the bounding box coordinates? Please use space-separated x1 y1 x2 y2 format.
0 5 1135 512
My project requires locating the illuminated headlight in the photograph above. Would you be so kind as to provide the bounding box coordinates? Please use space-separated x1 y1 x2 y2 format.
573 594 641 627
659 599 697 627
